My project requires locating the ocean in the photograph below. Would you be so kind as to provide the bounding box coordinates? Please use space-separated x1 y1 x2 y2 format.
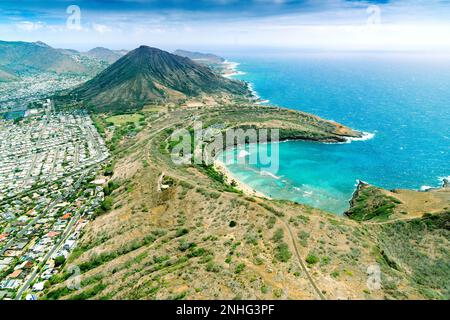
220 52 450 214
2 109 25 120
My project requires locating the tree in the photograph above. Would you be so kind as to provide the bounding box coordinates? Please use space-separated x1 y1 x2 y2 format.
101 196 113 211
104 165 114 176
54 255 66 267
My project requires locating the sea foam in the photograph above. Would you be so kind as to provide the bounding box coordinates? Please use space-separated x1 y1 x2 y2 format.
345 132 376 143
237 150 250 158
260 171 281 179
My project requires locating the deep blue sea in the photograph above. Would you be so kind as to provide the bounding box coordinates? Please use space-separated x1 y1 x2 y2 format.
220 52 450 214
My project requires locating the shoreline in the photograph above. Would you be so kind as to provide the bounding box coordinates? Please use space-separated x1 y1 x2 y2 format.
214 158 271 199
221 60 268 104
221 60 246 78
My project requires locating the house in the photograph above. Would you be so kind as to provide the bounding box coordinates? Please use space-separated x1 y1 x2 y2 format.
13 241 28 250
32 281 45 292
8 269 22 279
17 260 33 270
25 294 37 300
62 213 71 220
0 279 20 290
0 257 13 266
4 250 21 257
26 209 37 216
92 178 106 185
47 231 60 238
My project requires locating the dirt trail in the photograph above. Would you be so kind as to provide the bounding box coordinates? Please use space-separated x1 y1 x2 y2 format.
283 219 326 300
143 110 327 299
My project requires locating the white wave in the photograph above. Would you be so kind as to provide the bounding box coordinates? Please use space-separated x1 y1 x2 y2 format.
256 99 270 105
223 60 240 68
237 150 250 158
247 83 259 98
224 63 268 105
353 179 369 187
419 176 449 191
345 132 376 143
223 71 246 78
222 60 246 78
260 171 281 179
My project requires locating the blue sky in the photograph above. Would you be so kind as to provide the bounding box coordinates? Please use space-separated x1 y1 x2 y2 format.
1 0 450 51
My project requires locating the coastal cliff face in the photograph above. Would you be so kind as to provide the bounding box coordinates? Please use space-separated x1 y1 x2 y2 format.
345 181 402 222
345 181 449 299
346 180 450 222
200 105 363 144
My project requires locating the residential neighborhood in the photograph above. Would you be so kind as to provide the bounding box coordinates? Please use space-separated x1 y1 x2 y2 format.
0 99 109 200
0 101 110 300
0 73 92 113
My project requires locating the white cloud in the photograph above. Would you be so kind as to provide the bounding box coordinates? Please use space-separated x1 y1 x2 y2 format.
16 21 45 31
4 1 450 52
92 23 112 34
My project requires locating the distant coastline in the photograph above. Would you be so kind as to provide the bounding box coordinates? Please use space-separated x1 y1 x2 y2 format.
221 60 270 105
221 60 246 78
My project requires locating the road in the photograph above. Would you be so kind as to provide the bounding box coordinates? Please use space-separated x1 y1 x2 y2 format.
20 103 52 189
0 111 109 206
0 150 109 206
15 197 91 299
0 170 90 256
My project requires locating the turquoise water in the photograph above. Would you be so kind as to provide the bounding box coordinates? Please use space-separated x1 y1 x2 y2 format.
221 52 450 214
2 110 25 120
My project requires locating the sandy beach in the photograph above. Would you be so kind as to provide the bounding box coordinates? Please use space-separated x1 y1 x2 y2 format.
221 60 246 78
214 159 271 199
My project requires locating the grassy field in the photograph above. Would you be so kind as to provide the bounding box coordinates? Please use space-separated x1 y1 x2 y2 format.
106 114 144 126
142 105 164 113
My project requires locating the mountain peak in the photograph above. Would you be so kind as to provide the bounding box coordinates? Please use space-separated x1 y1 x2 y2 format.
88 47 110 52
34 41 51 47
84 47 127 63
0 40 93 75
134 45 167 55
71 46 248 112
136 45 157 50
